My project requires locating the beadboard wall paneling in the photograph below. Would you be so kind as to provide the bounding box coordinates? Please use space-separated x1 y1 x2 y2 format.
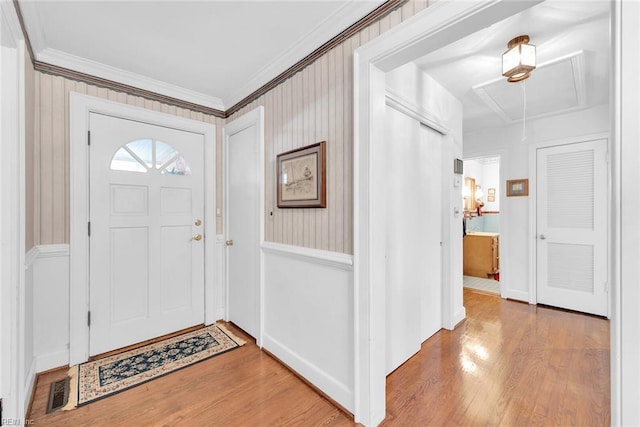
227 0 428 254
32 72 224 245
30 0 430 249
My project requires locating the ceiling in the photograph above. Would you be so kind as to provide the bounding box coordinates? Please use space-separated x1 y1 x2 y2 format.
413 0 610 134
19 0 385 110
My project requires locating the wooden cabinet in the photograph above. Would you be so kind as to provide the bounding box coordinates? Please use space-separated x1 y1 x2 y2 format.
463 233 499 278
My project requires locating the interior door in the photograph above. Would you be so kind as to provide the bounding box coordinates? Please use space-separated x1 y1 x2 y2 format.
536 138 607 316
385 106 443 375
89 113 205 356
225 120 260 338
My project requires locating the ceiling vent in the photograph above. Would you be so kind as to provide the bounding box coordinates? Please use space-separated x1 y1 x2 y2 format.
473 51 587 123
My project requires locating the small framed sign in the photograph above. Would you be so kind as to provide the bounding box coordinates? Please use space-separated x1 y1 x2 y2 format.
277 141 326 208
506 179 529 197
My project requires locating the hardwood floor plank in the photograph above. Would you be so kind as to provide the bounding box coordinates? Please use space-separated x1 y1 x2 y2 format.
28 291 609 426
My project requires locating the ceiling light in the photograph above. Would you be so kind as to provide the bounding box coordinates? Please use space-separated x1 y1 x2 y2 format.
502 35 536 82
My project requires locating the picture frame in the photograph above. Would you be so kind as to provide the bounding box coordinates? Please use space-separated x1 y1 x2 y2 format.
277 141 326 208
506 179 529 197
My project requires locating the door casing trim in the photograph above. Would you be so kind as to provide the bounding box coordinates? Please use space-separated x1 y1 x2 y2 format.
69 93 216 365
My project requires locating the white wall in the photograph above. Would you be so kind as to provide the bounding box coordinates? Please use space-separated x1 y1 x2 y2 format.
617 1 640 423
386 63 465 329
464 104 609 301
32 245 70 371
261 243 354 411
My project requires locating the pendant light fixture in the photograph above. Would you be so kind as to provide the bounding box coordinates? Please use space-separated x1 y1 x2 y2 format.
502 35 536 82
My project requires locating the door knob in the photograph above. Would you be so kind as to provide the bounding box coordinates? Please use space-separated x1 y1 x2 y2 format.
226 240 234 246
539 234 546 240
194 219 202 226
193 234 202 241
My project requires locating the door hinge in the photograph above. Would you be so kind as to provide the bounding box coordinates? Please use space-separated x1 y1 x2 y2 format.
88 221 91 236
88 130 91 146
88 311 91 327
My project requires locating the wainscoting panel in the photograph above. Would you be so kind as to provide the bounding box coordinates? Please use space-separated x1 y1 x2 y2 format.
32 244 70 372
261 242 354 412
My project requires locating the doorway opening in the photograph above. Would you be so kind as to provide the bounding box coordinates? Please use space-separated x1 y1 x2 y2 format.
463 157 501 297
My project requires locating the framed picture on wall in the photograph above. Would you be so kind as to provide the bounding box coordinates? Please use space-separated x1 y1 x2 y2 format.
277 141 326 208
506 179 529 197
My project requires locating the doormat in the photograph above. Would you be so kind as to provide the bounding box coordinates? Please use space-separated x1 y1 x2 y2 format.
63 323 245 409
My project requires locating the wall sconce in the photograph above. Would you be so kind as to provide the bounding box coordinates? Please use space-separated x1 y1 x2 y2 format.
502 35 536 82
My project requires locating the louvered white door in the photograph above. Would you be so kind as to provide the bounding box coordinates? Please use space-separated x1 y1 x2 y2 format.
536 139 607 316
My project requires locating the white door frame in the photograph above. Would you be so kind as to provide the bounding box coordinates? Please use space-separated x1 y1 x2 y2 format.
69 93 216 365
527 132 610 316
461 152 507 300
354 1 553 424
0 2 27 419
222 106 265 346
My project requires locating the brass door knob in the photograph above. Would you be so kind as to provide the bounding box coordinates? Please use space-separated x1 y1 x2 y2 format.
226 240 234 246
194 219 202 226
193 234 202 241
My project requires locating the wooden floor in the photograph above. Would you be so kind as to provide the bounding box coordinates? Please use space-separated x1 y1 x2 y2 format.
28 289 609 426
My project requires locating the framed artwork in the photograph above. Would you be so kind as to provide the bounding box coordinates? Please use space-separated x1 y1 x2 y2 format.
488 195 496 202
277 141 326 208
488 188 496 195
506 179 529 197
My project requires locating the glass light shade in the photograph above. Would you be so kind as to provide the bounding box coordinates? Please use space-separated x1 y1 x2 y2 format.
502 37 536 82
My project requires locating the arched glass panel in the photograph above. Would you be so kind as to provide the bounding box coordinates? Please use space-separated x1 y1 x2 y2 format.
111 139 191 176
161 155 191 176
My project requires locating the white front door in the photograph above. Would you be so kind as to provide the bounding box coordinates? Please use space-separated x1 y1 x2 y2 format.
225 111 262 338
89 113 205 355
536 138 608 316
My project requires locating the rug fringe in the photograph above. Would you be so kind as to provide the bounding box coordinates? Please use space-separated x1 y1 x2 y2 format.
216 322 246 346
61 365 79 411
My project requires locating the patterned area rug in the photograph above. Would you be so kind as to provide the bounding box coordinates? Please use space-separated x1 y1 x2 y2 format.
63 323 245 409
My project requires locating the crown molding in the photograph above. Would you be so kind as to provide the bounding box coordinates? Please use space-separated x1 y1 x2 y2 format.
13 0 42 59
15 0 405 119
37 48 225 111
226 0 407 116
224 0 386 108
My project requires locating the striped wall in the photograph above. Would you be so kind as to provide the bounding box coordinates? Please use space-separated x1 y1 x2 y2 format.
28 0 432 251
31 72 225 245
229 0 430 254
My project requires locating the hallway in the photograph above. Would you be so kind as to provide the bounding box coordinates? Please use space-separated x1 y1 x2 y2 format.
28 290 609 425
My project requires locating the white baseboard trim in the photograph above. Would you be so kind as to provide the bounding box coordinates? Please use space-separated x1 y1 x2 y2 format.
261 241 353 271
262 333 353 413
505 289 530 303
453 306 467 328
36 349 69 373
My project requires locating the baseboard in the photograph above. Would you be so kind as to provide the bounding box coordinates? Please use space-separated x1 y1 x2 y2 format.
453 306 466 328
262 333 353 413
505 289 529 303
36 349 69 373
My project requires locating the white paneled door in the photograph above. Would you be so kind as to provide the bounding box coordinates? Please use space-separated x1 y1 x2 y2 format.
89 113 205 356
225 118 261 339
536 138 608 316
